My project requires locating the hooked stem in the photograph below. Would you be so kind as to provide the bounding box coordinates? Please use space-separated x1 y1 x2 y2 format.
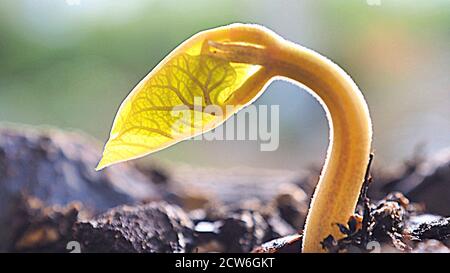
204 24 373 252
273 41 372 253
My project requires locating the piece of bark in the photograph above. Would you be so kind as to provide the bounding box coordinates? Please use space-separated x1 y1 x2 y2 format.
74 202 195 253
252 234 302 253
411 217 450 242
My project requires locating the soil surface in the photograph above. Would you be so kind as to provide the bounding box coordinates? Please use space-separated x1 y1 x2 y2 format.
0 126 449 253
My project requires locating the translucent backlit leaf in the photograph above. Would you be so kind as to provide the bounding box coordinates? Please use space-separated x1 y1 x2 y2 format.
96 38 266 170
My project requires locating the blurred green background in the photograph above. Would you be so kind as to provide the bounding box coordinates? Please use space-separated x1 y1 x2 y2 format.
0 0 449 170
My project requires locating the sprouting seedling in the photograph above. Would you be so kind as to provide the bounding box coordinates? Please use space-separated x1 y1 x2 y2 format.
96 23 372 253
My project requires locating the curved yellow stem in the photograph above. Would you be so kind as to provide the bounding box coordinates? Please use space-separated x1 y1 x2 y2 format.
203 24 372 252
271 37 372 253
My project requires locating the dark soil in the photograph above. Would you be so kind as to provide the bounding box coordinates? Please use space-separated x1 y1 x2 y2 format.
74 202 195 253
0 126 449 253
0 126 163 251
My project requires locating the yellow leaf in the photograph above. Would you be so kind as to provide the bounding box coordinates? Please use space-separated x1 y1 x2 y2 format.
96 31 269 170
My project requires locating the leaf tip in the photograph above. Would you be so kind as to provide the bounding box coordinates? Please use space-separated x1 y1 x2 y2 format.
95 157 109 171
